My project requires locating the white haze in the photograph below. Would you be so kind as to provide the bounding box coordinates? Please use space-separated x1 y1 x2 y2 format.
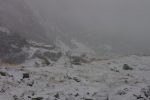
22 0 150 55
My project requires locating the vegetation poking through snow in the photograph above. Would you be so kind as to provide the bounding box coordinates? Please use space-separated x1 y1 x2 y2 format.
133 86 150 100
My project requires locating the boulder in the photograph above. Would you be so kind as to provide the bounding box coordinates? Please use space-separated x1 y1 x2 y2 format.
71 56 82 65
123 64 133 70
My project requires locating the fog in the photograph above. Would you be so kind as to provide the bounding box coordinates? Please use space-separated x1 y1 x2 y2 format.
22 0 150 55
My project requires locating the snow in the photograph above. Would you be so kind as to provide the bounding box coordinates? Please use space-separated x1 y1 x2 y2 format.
71 39 96 56
0 55 150 100
0 26 10 34
0 40 150 100
55 38 71 53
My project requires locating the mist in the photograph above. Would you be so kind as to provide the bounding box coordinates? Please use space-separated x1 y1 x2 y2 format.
26 0 150 55
1 1 150 99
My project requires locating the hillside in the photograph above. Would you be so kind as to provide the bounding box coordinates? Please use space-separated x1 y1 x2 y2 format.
0 0 49 42
0 1 150 100
0 32 150 100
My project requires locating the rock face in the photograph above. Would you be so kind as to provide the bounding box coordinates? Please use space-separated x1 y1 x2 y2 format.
0 26 63 65
0 30 28 64
0 0 49 42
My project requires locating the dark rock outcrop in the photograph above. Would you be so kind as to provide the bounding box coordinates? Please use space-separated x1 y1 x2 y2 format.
0 30 28 64
123 64 133 70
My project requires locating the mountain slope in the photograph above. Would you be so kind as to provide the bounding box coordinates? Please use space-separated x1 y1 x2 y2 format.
0 0 50 42
0 39 150 100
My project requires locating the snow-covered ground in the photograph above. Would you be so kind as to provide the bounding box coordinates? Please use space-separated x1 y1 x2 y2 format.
0 54 150 100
